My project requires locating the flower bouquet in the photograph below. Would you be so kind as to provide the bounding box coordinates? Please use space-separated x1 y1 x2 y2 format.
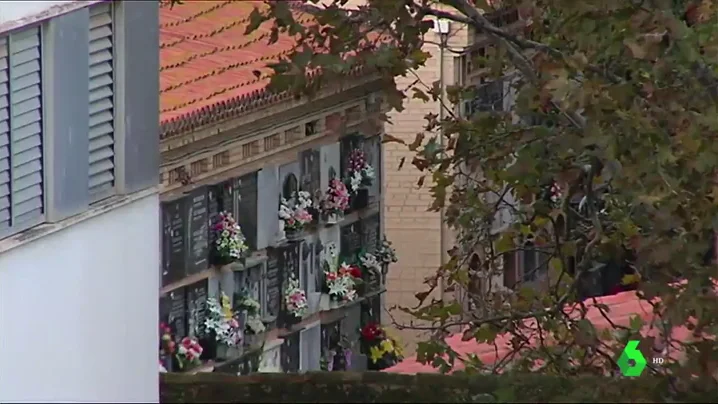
320 335 354 371
175 337 203 371
211 211 249 266
235 293 265 345
201 292 244 360
324 261 361 303
320 178 350 224
284 275 308 323
345 148 375 194
360 322 403 371
278 191 314 240
159 322 176 371
358 252 383 290
375 236 398 282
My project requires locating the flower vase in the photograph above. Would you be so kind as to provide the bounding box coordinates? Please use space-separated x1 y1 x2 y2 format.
211 251 235 268
284 312 302 328
355 280 367 297
285 228 303 242
199 335 217 360
351 188 369 210
319 294 331 311
238 311 248 329
216 343 243 361
329 295 342 309
275 221 287 244
367 352 396 371
244 333 259 348
161 354 173 373
325 212 343 225
307 292 321 313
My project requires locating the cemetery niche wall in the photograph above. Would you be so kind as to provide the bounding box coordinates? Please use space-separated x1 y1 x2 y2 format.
157 46 387 374
158 136 391 375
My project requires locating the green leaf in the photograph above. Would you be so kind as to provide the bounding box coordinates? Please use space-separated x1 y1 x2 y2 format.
411 88 430 102
244 7 266 35
629 315 644 333
496 233 515 254
475 323 497 343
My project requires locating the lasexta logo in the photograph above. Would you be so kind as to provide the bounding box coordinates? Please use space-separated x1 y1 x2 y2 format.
617 340 647 377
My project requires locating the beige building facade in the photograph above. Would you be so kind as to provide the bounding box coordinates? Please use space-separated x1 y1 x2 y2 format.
341 1 528 349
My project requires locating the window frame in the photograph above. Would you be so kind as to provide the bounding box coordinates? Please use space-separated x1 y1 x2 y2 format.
87 1 119 204
0 24 47 241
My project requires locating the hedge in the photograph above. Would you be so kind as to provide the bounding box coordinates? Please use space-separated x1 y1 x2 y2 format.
160 371 717 403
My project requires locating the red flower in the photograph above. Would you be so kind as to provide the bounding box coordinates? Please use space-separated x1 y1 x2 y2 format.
349 265 362 278
361 322 383 341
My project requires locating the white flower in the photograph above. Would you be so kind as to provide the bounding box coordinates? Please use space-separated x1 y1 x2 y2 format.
363 165 375 180
350 171 363 193
246 315 266 334
360 253 382 273
344 289 357 302
201 295 243 346
325 261 356 300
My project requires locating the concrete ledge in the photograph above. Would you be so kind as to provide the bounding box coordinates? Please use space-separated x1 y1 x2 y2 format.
0 187 158 255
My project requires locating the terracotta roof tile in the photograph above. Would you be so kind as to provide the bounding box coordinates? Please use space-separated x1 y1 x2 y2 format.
385 285 717 374
158 1 364 139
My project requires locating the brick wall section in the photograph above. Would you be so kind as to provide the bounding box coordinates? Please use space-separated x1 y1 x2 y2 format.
341 1 470 352
385 27 469 351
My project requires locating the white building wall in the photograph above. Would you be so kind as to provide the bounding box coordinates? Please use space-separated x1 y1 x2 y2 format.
0 194 160 402
0 1 74 26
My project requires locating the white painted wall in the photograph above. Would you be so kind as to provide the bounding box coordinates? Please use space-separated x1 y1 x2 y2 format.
0 194 160 402
0 1 73 26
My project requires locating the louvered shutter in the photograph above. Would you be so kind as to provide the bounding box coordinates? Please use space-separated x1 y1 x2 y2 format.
8 28 44 228
0 37 9 230
88 3 115 200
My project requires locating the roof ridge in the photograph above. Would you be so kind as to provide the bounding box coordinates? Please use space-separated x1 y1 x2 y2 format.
159 0 233 29
159 49 292 95
160 74 268 115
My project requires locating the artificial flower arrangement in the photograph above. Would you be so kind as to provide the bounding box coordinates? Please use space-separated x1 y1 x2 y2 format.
175 336 203 371
278 190 314 236
376 236 399 267
321 242 356 301
345 148 375 194
320 334 353 371
159 322 175 371
360 322 404 371
358 251 383 289
212 211 249 265
284 275 308 319
320 178 350 222
549 181 563 205
235 293 266 335
323 244 362 302
201 293 243 349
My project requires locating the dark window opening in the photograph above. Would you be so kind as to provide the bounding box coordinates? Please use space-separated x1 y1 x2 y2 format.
282 173 298 201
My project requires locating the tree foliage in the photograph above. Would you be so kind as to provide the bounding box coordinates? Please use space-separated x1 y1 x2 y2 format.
237 0 718 389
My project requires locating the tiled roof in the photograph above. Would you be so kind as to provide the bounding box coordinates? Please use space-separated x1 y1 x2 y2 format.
384 289 710 374
158 1 368 139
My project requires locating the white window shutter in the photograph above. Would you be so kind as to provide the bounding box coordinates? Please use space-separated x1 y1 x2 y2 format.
0 37 9 230
88 3 115 201
8 27 44 228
